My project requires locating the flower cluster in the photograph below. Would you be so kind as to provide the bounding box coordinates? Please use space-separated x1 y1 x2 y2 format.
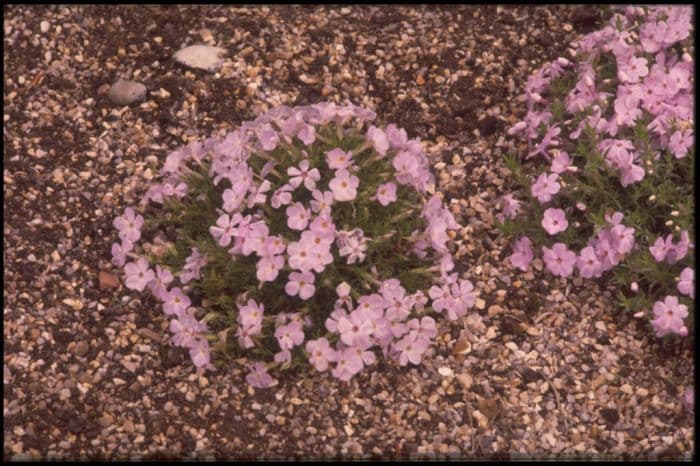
111 102 475 387
501 6 694 338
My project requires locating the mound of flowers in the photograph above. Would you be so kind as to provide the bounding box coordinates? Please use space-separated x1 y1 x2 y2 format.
500 6 694 339
111 102 476 387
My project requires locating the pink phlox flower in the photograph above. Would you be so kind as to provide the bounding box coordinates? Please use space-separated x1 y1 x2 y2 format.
260 235 286 258
677 267 694 298
577 246 603 279
113 207 144 243
329 169 360 202
246 362 277 388
274 349 292 364
338 234 367 264
286 239 315 272
285 271 316 300
309 213 337 240
170 312 208 349
617 55 649 84
287 159 320 191
256 255 285 282
271 183 293 209
542 243 577 277
310 189 334 214
325 148 353 171
222 183 248 213
331 347 364 382
124 257 156 292
429 283 454 315
500 193 522 220
649 236 670 262
148 265 174 300
527 125 561 160
189 338 211 369
274 320 304 351
350 339 377 367
337 310 373 347
300 228 334 249
394 332 429 366
376 182 397 206
386 123 408 150
240 220 269 257
531 172 561 204
542 208 568 235
111 239 134 268
306 338 337 372
256 122 279 151
407 316 437 344
651 295 689 337
286 202 311 231
366 125 389 156
550 151 572 174
209 213 241 247
452 279 476 313
161 287 191 319
246 179 272 208
609 224 635 255
509 236 533 272
666 231 692 264
335 281 353 309
593 236 620 271
325 307 349 333
668 129 693 159
180 248 208 284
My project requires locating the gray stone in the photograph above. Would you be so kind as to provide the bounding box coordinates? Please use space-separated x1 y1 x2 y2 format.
173 44 227 72
107 79 147 105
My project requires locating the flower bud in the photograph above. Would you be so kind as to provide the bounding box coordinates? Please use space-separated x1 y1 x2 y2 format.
683 52 692 63
670 211 679 217
633 310 645 318
576 202 586 211
665 220 674 226
630 282 638 293
648 195 656 202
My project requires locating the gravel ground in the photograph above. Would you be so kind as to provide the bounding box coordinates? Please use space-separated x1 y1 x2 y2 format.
3 5 694 460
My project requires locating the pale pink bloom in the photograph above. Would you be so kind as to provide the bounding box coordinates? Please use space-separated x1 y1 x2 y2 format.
246 179 272 208
325 148 353 170
331 347 363 382
113 207 144 243
286 202 311 230
500 193 522 219
577 246 603 279
407 316 437 344
329 169 359 201
285 271 316 300
338 236 367 264
668 129 693 159
306 338 338 372
509 236 533 272
376 182 397 206
246 362 277 388
209 213 240 247
550 151 572 174
189 338 211 369
542 243 576 277
274 320 305 352
222 183 247 213
651 295 688 338
287 159 320 191
678 267 694 298
310 190 334 214
148 265 174 300
394 332 429 366
286 240 314 272
256 122 279 151
325 307 349 333
170 312 208 349
297 123 316 146
649 236 669 262
256 255 285 282
180 248 208 284
366 125 389 156
541 208 568 235
271 184 293 209
111 239 133 268
337 311 373 347
531 172 561 204
274 349 291 364
124 257 156 292
259 235 286 258
162 287 191 318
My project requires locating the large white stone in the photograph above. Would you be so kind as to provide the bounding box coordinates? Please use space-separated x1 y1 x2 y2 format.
173 45 227 72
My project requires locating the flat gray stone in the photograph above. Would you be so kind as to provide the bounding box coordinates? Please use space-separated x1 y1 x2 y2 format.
107 79 147 105
173 44 227 72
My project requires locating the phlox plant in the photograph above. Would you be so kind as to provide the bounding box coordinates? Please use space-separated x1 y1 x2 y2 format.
111 102 477 388
499 6 694 340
